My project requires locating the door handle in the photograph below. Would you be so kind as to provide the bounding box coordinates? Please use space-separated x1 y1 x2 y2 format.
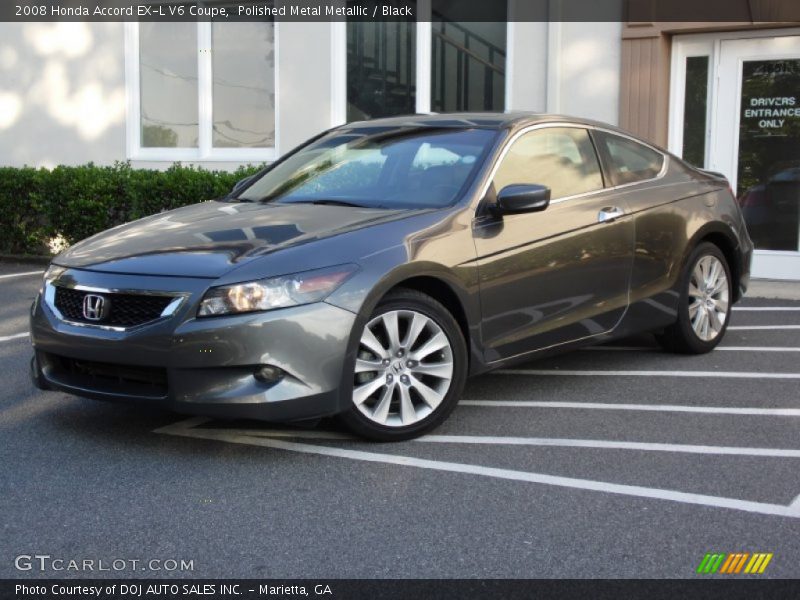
598 206 625 223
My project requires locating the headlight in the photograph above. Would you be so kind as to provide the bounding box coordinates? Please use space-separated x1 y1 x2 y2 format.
43 265 65 283
197 264 358 317
41 265 65 291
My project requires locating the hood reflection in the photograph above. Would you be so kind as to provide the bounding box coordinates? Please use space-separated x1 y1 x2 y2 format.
54 201 403 277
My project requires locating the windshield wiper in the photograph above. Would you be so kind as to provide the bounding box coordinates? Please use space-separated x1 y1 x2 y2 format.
287 199 372 208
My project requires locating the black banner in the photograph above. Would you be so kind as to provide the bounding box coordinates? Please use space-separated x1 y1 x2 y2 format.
3 580 800 600
4 0 800 22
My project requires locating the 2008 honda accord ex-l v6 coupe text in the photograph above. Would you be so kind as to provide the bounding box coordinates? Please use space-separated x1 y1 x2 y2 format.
30 113 753 441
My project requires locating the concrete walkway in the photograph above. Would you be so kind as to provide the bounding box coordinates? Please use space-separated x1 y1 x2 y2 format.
749 279 800 300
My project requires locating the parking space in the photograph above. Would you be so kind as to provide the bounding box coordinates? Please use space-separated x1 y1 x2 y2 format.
0 266 42 339
2 261 800 578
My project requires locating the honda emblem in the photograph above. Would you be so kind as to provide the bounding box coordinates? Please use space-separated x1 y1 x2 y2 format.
82 294 108 321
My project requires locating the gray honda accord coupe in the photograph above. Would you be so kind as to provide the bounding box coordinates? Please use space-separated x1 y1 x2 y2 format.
30 113 753 441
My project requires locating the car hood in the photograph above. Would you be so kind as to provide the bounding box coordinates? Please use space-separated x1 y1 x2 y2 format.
54 201 410 277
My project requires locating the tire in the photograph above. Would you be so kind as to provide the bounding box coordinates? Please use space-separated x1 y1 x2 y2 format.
656 242 732 354
339 288 467 441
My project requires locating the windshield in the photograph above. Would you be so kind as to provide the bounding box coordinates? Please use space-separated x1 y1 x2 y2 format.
237 127 497 209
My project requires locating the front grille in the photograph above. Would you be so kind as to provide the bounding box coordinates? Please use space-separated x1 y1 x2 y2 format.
45 353 168 398
53 286 174 328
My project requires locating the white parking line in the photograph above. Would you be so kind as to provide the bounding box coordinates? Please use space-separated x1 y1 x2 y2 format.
0 332 28 343
0 270 43 280
418 435 800 457
155 418 800 519
713 346 800 352
734 307 800 311
729 325 800 330
459 400 800 416
585 345 800 352
197 426 800 458
497 369 800 379
201 428 352 440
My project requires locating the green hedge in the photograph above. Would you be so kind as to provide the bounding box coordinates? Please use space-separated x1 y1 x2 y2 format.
0 162 263 256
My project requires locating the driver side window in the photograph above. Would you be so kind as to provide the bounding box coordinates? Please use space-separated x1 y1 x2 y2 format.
493 127 604 200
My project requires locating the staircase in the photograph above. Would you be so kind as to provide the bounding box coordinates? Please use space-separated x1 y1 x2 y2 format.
346 13 507 120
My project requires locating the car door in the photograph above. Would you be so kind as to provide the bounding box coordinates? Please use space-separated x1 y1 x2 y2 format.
472 125 635 363
591 130 686 321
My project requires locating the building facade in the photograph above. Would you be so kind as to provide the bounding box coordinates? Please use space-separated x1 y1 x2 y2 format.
0 7 798 278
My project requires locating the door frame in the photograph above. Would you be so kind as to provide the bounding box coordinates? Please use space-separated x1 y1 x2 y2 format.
669 28 800 168
471 122 645 360
669 28 800 280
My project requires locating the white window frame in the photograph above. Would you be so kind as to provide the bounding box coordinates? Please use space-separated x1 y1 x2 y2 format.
667 38 714 167
124 21 280 162
330 9 513 125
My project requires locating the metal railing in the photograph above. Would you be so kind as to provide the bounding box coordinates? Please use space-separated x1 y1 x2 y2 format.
346 20 416 120
346 11 507 119
431 15 506 112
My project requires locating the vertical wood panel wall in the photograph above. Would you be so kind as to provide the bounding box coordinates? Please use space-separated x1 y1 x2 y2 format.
620 30 670 146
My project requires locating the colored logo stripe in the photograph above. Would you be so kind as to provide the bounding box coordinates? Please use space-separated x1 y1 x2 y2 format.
745 553 773 574
697 554 725 574
697 552 773 574
719 553 749 574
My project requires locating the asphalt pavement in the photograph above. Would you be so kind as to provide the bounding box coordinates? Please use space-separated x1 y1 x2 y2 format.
1 261 799 579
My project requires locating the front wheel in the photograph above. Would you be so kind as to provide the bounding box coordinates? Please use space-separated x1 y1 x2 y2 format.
657 242 732 354
339 289 467 441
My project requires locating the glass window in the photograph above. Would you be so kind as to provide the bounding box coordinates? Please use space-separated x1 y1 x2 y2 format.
238 128 496 209
344 3 506 121
682 56 709 167
431 20 506 112
346 4 416 122
597 133 664 185
212 22 276 148
139 23 199 148
136 20 275 154
737 59 800 251
492 128 604 199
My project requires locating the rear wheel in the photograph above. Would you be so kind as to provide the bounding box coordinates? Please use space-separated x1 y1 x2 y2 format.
657 242 731 354
339 289 467 441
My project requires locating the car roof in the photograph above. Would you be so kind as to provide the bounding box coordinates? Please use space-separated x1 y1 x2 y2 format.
339 112 628 134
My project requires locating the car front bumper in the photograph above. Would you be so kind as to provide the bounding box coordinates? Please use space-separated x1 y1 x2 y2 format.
29 270 357 422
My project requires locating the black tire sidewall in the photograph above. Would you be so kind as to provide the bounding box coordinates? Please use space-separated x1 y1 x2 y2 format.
340 290 467 442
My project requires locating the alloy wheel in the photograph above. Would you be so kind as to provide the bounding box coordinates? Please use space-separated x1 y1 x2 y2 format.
688 255 729 342
352 309 454 427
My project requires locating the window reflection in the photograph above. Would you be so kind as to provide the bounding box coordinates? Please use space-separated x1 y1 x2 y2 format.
682 56 709 167
139 22 199 148
493 128 603 199
238 128 495 209
596 132 664 186
431 19 506 112
212 22 276 148
736 59 800 251
346 3 417 122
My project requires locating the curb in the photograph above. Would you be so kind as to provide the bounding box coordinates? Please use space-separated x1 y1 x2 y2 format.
0 254 52 265
748 279 800 301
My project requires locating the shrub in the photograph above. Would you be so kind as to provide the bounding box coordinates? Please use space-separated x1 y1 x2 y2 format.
0 162 262 255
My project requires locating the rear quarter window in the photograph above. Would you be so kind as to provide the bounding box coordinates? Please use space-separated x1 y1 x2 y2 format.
597 132 665 186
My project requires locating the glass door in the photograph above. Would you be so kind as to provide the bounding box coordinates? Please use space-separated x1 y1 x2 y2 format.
712 36 800 280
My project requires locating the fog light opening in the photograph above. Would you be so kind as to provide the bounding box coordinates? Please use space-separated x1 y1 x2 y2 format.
254 365 284 383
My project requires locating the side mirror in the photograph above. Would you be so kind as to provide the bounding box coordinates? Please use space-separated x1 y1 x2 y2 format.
231 175 255 195
496 184 551 214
